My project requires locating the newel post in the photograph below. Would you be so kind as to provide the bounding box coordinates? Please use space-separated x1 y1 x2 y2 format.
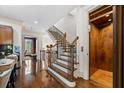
47 45 52 67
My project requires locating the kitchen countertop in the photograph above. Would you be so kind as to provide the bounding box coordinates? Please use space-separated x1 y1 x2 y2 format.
0 59 14 67
0 59 15 88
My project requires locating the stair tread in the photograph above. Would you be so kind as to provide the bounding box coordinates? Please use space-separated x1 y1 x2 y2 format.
55 62 77 70
63 50 76 53
52 63 70 73
56 59 78 70
60 54 76 57
48 67 76 87
62 47 76 49
58 58 79 64
60 56 76 61
51 65 72 80
57 59 68 65
55 62 71 70
57 59 77 66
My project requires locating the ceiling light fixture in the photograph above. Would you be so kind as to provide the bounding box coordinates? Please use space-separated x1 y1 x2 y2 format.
105 14 109 17
108 19 112 22
34 21 38 24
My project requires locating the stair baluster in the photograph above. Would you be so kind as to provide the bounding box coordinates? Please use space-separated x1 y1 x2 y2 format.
68 44 75 81
47 45 52 67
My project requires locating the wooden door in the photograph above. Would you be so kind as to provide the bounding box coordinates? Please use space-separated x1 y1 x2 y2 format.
113 5 124 88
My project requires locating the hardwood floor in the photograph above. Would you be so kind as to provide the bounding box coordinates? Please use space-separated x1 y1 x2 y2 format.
90 69 112 88
15 59 108 88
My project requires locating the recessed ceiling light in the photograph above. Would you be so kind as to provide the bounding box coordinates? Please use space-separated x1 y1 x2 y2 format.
34 21 38 24
108 19 112 22
105 14 109 17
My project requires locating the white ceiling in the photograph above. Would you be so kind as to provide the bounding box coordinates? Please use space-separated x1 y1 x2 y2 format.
0 5 78 31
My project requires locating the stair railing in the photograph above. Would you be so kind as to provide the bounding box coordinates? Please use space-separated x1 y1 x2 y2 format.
46 45 52 67
46 43 58 67
68 36 79 81
63 32 67 52
71 36 79 45
47 33 79 81
49 32 67 59
57 32 67 52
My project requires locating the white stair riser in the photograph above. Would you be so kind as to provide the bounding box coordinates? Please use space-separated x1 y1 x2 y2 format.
60 56 76 61
57 59 68 65
63 52 70 55
52 63 68 73
56 59 78 68
61 54 76 58
60 56 69 60
48 67 76 87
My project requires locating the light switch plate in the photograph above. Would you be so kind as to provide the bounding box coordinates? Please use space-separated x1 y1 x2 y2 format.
81 46 83 52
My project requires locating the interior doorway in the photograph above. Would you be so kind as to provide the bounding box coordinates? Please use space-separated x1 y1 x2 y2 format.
89 5 113 87
24 37 37 55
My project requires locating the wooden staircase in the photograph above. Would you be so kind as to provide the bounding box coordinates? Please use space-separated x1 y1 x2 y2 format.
47 26 79 87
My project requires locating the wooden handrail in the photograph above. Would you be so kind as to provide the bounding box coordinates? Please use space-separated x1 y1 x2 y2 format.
71 36 79 45
46 44 54 48
47 35 79 50
46 45 49 48
47 35 79 49
52 43 57 47
46 43 58 49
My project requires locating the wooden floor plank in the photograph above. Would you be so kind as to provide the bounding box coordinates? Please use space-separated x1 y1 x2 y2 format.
90 69 112 88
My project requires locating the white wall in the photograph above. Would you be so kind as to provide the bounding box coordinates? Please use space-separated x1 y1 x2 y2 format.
0 16 23 66
54 14 76 43
22 26 42 60
75 6 89 80
42 32 54 50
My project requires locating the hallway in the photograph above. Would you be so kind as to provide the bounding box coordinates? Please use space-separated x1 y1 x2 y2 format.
0 5 120 88
15 59 107 88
